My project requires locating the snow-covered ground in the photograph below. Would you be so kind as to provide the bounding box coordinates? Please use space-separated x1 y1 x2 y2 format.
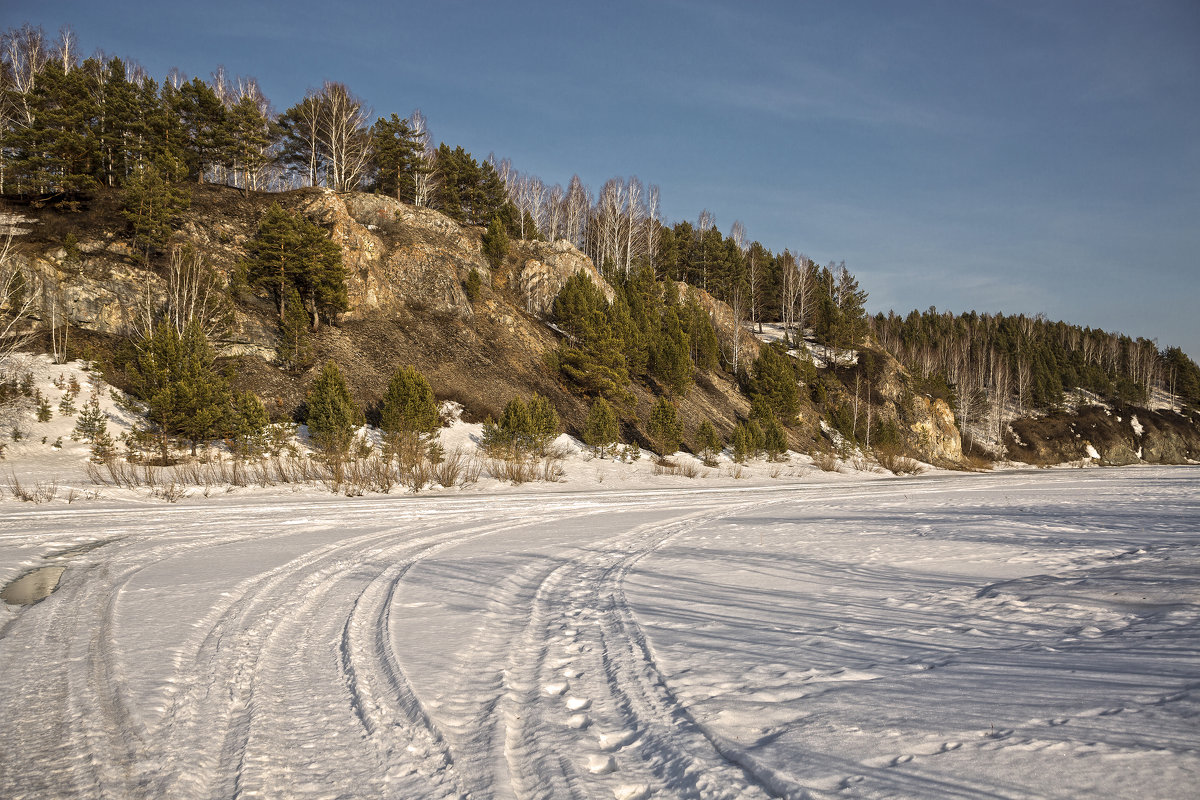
2 467 1197 799
751 322 859 367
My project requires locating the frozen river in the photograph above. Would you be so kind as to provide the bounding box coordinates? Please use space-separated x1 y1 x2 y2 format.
2 467 1197 799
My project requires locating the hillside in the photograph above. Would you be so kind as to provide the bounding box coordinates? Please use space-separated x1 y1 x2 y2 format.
3 182 1198 474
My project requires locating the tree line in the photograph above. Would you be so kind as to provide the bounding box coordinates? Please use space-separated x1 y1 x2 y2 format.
872 309 1200 442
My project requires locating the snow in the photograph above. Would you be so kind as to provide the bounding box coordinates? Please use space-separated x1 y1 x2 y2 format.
1131 414 1145 436
2 466 1198 799
751 322 858 367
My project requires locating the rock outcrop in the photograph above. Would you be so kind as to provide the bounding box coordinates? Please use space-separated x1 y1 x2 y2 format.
511 239 612 316
907 395 963 463
1006 406 1200 465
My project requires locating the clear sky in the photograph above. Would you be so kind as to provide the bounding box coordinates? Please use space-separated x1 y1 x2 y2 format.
10 0 1200 357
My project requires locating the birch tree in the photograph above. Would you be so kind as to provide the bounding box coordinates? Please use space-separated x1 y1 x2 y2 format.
407 109 435 206
317 81 370 192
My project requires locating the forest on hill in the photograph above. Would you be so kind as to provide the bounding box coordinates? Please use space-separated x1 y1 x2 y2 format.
1 21 1198 476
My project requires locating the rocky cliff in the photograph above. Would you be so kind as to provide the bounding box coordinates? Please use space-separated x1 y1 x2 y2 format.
1006 406 1200 466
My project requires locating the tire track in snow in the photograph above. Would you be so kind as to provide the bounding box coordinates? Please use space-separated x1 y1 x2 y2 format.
157 507 609 800
497 499 800 799
1 517 332 800
153 514 486 799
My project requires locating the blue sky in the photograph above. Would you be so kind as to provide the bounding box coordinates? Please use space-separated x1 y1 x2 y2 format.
11 0 1200 356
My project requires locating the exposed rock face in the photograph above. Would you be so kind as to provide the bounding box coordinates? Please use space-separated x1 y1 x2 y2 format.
864 347 964 464
1006 406 1200 465
20 246 145 335
908 395 963 463
302 190 484 319
511 239 611 315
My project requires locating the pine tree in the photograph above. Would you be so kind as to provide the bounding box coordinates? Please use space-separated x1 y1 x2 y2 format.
241 204 347 326
482 215 509 267
583 397 620 456
122 153 190 261
527 393 561 454
369 114 422 201
648 397 682 458
732 423 750 463
762 417 789 461
276 286 314 372
72 397 107 443
750 345 800 423
305 361 361 457
653 309 693 397
380 365 439 440
553 274 632 403
177 77 227 182
229 390 269 458
127 319 231 460
696 419 722 466
464 269 481 302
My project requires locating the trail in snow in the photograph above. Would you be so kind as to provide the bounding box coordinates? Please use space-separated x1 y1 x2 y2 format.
1 468 1198 799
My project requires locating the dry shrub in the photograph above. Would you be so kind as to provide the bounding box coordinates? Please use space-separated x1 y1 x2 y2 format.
875 445 924 475
959 452 994 472
812 450 840 472
7 474 59 503
488 456 537 484
538 457 564 482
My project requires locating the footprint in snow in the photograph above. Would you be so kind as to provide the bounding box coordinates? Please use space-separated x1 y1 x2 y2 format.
587 754 617 774
544 682 568 696
598 730 638 751
613 784 649 800
562 667 583 679
567 713 590 729
566 696 591 711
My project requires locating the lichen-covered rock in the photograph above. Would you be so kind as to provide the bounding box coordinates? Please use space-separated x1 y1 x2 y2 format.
908 395 963 463
299 190 483 319
512 239 610 315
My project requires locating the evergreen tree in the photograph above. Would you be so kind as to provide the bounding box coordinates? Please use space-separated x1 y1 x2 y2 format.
380 365 440 440
121 153 190 260
749 345 800 423
305 360 361 456
229 390 269 458
127 319 231 460
696 419 722 466
369 114 422 201
762 417 789 461
225 95 274 192
652 309 693 397
648 396 682 458
241 203 347 326
276 286 314 372
464 269 481 302
527 393 561 454
72 397 107 444
481 215 509 267
177 77 227 182
582 396 620 456
731 423 751 463
685 298 720 372
5 60 97 195
553 274 632 403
